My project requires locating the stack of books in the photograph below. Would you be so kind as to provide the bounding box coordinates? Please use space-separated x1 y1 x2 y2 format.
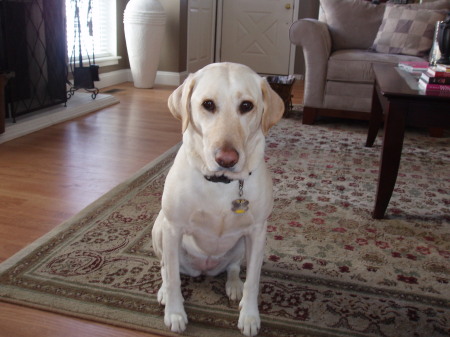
418 64 450 96
398 61 429 75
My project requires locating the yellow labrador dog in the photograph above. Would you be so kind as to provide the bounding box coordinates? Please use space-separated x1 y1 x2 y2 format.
152 62 284 336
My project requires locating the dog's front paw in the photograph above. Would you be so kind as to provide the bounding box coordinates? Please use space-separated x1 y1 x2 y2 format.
164 310 188 333
226 278 244 301
238 305 260 336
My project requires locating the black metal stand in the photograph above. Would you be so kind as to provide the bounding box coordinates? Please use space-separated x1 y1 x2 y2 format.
66 86 99 101
66 0 99 103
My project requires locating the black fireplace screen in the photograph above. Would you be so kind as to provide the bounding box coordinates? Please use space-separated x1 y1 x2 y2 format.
0 0 67 120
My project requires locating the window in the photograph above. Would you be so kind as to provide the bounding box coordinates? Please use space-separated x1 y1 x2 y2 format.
65 0 119 67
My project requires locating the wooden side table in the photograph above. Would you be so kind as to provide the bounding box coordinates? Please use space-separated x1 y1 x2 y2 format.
366 64 450 219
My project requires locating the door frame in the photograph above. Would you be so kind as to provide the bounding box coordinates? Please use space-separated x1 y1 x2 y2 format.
214 0 300 75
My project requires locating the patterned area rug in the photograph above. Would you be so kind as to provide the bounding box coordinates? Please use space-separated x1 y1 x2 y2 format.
1 117 449 337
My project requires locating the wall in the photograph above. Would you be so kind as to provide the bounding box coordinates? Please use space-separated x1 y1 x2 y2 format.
159 0 188 73
293 0 320 75
100 0 129 74
101 0 187 75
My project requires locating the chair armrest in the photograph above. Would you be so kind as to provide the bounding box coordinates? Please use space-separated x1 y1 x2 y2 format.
289 19 331 108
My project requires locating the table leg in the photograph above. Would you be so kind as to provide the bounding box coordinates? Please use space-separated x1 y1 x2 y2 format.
366 85 383 147
372 100 407 219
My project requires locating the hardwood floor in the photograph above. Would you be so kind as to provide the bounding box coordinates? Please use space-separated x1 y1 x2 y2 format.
0 80 304 337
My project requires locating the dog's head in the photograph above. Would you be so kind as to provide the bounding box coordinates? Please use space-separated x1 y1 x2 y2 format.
168 62 284 180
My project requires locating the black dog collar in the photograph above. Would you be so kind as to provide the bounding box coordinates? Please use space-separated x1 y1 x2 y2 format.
204 172 252 184
204 175 233 184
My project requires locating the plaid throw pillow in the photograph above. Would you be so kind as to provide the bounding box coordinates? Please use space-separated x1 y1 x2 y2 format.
371 5 447 56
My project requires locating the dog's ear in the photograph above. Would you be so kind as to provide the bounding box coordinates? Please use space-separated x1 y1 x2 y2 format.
168 74 195 133
261 78 285 135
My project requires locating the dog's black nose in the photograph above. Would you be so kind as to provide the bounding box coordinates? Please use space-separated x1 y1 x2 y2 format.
215 146 239 168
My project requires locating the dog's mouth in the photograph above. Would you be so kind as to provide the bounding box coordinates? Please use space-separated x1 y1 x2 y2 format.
202 160 243 182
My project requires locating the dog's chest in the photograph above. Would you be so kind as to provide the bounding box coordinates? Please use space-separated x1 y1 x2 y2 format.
190 209 253 235
186 209 254 255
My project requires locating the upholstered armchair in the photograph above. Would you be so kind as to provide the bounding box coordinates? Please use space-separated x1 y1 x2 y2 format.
289 0 450 125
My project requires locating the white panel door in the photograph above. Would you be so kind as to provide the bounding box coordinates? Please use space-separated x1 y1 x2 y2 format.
220 0 295 75
187 0 216 73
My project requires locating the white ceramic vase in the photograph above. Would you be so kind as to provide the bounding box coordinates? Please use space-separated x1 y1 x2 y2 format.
124 0 166 88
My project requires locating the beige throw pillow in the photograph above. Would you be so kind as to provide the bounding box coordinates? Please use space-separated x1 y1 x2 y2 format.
320 0 386 51
371 4 447 56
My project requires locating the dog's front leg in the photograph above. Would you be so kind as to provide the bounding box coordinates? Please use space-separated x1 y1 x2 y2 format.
238 224 267 337
161 224 188 333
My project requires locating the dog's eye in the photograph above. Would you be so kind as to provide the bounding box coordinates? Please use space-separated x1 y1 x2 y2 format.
239 101 254 114
202 100 216 113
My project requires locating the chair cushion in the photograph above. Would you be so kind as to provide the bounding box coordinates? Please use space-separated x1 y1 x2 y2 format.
320 0 385 51
327 50 426 83
324 81 373 112
371 4 447 57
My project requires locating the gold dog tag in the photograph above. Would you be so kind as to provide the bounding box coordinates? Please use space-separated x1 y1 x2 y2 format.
232 199 249 214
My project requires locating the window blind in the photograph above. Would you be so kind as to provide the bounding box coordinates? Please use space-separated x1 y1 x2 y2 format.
66 0 116 63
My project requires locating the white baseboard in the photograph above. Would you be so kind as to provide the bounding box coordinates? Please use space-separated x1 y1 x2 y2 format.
155 70 188 86
96 69 133 89
96 69 187 88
